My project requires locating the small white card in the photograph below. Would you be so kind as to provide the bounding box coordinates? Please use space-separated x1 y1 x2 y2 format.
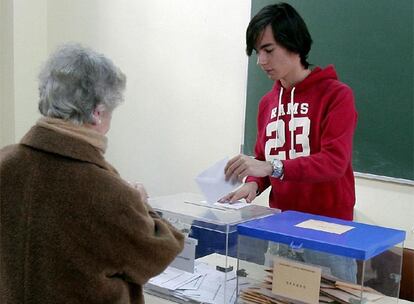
272 257 321 304
295 219 355 235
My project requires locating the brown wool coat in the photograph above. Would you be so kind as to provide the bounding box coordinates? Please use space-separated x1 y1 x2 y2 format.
0 125 184 304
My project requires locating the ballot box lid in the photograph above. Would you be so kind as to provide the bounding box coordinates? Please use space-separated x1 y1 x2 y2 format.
237 210 406 260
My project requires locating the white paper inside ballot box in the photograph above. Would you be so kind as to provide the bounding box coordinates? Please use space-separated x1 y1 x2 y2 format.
170 237 198 273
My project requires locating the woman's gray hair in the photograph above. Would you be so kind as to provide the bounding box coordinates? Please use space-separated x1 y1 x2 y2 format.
38 43 126 124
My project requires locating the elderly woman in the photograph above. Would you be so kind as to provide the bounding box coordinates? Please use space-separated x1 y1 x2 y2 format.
0 44 184 304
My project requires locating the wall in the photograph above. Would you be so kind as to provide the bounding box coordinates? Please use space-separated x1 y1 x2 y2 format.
46 0 250 197
354 178 414 249
0 0 46 144
2 0 413 249
12 0 47 140
0 0 15 146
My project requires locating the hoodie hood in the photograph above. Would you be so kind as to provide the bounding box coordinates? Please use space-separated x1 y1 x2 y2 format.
274 64 339 93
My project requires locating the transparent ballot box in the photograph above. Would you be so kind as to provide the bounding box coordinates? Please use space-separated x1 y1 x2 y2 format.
145 192 278 304
236 211 406 304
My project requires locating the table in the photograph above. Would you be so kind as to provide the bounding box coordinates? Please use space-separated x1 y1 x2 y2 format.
144 254 413 304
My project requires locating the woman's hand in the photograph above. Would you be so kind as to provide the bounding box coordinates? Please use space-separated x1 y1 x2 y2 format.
218 182 258 204
224 154 272 183
127 181 149 204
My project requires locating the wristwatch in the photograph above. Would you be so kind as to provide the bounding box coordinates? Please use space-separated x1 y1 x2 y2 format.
270 159 284 179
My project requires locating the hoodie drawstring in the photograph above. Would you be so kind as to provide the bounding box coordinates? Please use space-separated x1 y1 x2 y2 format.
290 87 296 159
276 87 284 149
275 86 296 159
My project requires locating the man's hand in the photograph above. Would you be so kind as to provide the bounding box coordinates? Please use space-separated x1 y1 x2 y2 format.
224 154 272 182
218 182 258 203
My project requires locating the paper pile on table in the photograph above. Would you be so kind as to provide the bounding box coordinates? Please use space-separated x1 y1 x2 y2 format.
146 261 237 304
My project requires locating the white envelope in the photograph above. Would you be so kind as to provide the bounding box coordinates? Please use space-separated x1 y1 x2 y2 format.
195 157 241 204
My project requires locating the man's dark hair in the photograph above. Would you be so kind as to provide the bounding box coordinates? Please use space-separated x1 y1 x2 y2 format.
246 2 312 68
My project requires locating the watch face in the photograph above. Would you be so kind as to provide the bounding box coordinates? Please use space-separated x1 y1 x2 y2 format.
271 159 283 178
276 160 283 170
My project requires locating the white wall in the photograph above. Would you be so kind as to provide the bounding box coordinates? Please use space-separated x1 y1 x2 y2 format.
354 178 414 249
2 0 413 249
1 0 47 146
0 0 15 146
46 0 250 197
11 0 47 140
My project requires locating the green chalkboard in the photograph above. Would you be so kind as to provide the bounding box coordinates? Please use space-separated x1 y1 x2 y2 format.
244 0 413 181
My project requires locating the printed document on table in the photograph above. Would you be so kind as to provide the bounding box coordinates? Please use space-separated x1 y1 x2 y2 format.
195 157 242 204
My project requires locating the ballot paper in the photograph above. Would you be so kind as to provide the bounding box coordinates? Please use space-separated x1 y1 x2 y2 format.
184 200 250 211
195 157 241 204
214 201 249 210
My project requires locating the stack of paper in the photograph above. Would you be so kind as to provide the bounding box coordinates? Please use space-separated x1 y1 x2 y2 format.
146 261 237 304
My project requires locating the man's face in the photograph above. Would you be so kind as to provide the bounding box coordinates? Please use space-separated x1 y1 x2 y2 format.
255 25 300 82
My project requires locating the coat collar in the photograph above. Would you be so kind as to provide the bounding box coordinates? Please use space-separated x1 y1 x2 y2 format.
20 125 115 172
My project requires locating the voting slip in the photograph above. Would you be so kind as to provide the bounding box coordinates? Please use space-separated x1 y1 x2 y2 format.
195 157 242 204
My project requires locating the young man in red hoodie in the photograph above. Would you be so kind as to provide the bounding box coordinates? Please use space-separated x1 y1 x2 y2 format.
221 2 357 221
220 2 358 282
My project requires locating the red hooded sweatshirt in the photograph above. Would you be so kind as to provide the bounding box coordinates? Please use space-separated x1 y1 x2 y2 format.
246 65 357 220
